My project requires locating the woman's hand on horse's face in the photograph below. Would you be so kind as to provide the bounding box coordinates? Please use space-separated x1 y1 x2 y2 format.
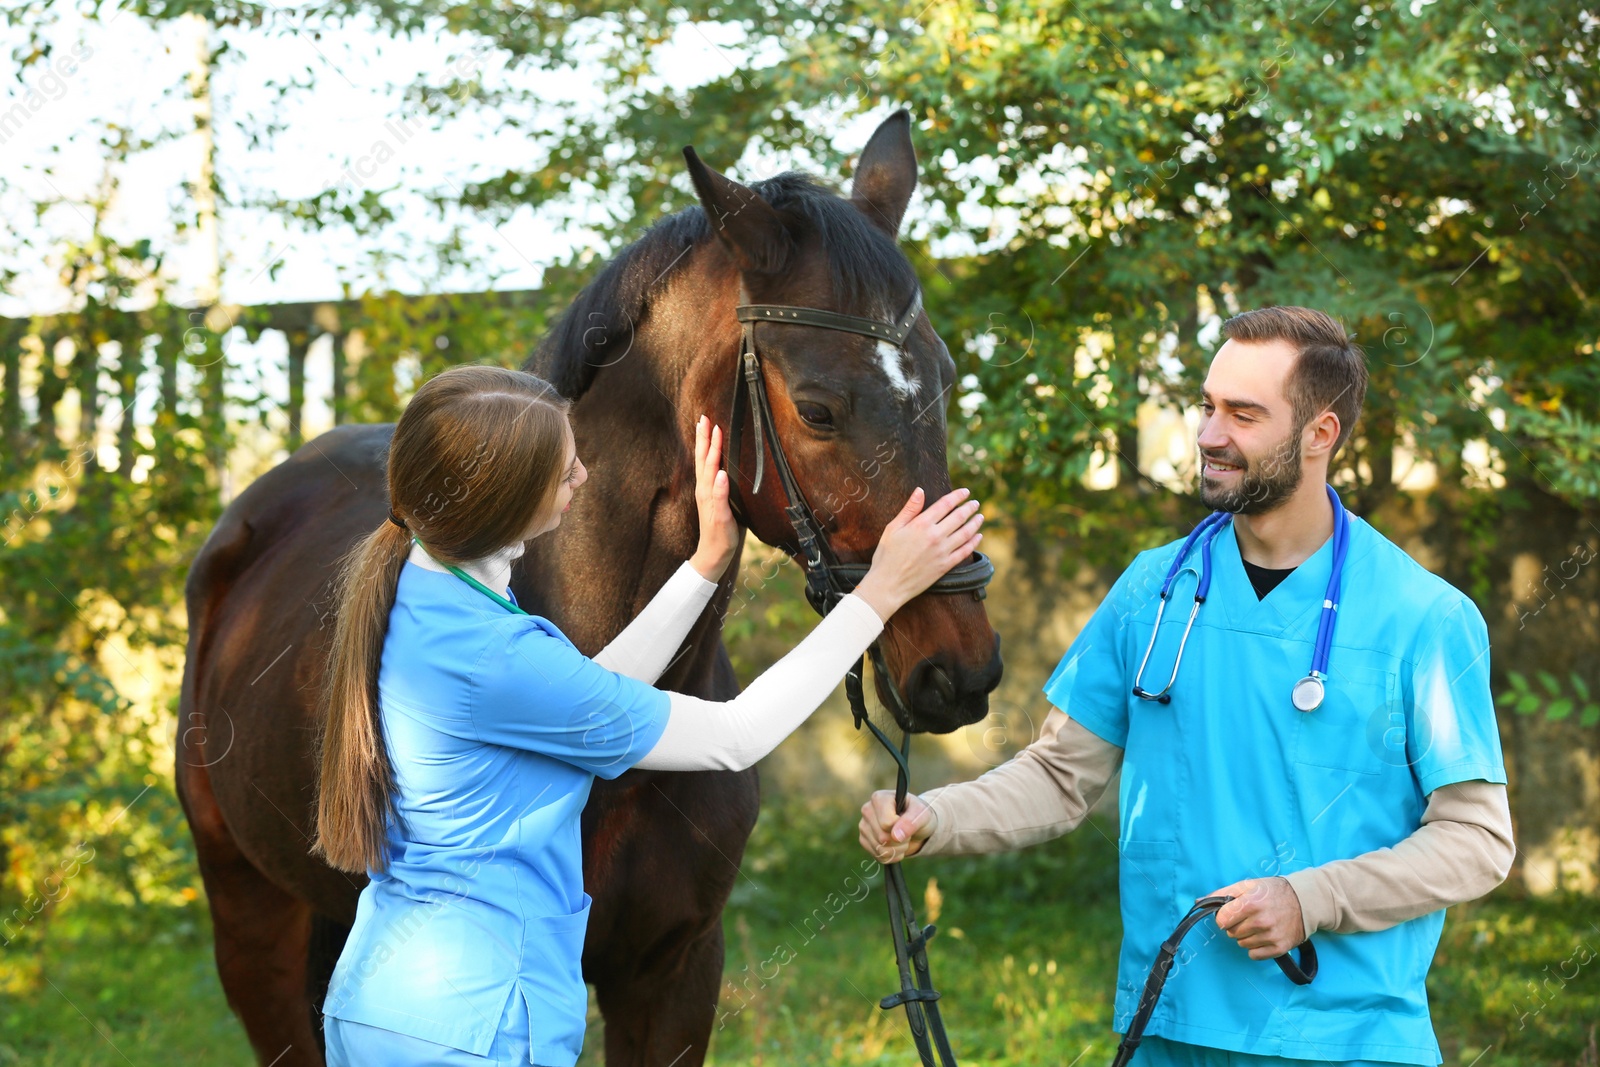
690 415 740 582
853 488 984 620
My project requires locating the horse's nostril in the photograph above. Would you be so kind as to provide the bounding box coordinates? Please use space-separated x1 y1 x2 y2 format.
896 641 1004 733
906 659 957 713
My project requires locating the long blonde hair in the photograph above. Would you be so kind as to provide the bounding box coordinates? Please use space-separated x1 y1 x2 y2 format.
313 365 573 873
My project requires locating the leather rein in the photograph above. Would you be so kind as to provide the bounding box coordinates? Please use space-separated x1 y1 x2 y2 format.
724 285 986 1067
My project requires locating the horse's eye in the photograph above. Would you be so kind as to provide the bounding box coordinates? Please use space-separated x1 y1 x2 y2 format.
796 402 834 427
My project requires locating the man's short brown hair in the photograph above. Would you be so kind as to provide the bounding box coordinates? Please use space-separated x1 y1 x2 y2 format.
1221 305 1368 457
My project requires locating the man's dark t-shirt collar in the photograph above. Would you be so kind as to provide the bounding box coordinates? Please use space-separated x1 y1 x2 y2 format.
1241 558 1297 600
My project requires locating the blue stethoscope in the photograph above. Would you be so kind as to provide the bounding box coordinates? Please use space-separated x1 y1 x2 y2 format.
1131 483 1351 712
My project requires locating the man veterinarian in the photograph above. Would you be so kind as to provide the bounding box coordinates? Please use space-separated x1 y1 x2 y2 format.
859 306 1515 1066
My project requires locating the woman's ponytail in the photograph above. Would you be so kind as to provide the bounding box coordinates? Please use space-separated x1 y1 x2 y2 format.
312 517 411 873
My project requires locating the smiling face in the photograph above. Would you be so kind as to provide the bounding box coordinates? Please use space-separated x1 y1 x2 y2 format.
1198 337 1312 514
527 423 588 539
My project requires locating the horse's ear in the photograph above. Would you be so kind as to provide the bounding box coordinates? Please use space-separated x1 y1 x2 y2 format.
683 147 791 274
850 109 918 238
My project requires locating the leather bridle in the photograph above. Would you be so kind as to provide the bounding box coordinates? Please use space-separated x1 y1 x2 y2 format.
723 284 990 1067
724 285 995 618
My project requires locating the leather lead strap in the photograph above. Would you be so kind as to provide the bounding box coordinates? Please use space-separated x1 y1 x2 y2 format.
1109 897 1318 1067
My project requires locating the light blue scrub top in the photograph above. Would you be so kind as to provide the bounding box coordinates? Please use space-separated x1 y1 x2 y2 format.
322 560 671 1066
1044 513 1506 1065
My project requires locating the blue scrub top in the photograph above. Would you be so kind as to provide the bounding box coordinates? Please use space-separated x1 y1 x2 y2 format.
322 560 671 1066
1043 512 1505 1065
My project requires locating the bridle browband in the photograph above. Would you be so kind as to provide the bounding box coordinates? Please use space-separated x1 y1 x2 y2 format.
723 284 990 1067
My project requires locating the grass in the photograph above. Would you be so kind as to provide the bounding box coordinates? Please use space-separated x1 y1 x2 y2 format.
4 797 1598 1065
679 795 1124 1066
676 796 1600 1067
0 901 250 1065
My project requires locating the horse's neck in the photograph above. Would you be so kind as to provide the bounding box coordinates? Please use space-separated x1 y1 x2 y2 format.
529 332 722 655
519 251 745 686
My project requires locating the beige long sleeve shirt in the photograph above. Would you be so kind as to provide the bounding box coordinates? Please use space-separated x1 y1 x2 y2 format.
915 710 1514 936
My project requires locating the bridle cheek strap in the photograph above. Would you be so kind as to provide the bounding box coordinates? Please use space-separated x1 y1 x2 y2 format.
726 287 922 501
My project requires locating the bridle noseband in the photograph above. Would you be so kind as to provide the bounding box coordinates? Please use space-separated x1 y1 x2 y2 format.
722 284 992 1067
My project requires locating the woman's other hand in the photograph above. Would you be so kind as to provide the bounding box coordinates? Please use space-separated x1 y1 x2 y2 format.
853 488 983 621
689 415 740 582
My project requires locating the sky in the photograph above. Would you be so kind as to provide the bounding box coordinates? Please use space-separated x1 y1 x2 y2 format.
0 6 777 315
0 5 996 321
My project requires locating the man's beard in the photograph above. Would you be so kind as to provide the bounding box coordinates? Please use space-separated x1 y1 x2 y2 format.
1199 430 1303 514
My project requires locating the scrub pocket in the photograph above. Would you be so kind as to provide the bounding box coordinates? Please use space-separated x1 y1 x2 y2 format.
1292 666 1398 775
1115 839 1180 1014
521 892 593 1067
326 983 533 1066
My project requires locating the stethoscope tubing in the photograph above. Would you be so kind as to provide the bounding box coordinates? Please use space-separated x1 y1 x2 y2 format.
1132 485 1350 707
1130 512 1230 703
1306 485 1350 681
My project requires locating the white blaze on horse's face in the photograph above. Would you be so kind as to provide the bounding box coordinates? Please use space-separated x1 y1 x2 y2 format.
875 339 921 399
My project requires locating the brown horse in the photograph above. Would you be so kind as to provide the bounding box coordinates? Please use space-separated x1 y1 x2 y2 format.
176 110 1003 1067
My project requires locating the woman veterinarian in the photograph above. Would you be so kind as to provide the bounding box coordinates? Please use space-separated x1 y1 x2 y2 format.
313 364 985 1066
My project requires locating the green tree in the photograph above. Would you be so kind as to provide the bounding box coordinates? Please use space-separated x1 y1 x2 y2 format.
301 0 1600 553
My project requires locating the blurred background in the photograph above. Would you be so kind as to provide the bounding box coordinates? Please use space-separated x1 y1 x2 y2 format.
2 0 1598 1062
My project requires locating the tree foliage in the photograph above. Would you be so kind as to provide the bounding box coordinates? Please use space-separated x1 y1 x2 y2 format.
20 2 1587 539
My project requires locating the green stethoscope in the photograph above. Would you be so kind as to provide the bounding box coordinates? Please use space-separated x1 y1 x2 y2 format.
412 536 529 616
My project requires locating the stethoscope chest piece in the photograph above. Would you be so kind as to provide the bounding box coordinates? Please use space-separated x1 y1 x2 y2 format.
1291 674 1325 713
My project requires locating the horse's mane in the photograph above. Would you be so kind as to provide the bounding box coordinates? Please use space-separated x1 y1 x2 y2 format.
529 172 918 400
